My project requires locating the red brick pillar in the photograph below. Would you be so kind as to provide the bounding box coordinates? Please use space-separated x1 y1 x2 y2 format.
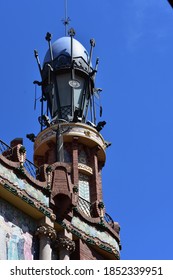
90 147 103 210
72 137 79 186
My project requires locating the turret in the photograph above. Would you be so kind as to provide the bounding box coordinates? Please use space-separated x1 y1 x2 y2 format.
31 29 121 260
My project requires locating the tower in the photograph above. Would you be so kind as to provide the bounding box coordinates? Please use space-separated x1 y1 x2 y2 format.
0 17 120 260
32 29 121 260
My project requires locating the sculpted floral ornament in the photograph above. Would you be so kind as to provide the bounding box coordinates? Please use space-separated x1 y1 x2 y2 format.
36 225 57 240
73 185 78 193
54 236 75 253
84 130 91 137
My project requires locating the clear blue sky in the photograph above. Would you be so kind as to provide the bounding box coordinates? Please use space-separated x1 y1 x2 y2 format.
0 0 173 260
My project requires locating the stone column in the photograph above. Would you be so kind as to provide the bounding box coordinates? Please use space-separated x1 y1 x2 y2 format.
36 225 57 260
54 236 75 260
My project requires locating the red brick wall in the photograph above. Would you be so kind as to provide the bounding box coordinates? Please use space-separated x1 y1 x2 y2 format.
79 240 105 260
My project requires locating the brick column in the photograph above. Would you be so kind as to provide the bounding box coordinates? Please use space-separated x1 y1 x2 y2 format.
90 146 103 202
72 137 79 185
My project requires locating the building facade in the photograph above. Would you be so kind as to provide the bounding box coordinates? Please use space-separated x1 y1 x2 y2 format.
0 28 121 260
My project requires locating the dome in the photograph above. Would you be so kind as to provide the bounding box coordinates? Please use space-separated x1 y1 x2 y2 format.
43 36 89 65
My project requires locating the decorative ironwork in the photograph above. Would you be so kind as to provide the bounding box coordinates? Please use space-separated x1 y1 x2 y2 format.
0 139 39 178
0 139 12 158
77 196 92 217
104 212 114 229
77 195 114 229
24 159 39 178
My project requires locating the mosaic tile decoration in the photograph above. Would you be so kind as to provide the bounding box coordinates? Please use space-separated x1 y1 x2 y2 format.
0 198 37 260
71 216 120 252
0 163 48 206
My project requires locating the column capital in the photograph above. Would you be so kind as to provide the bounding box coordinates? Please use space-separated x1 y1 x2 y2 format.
54 236 75 254
36 225 57 240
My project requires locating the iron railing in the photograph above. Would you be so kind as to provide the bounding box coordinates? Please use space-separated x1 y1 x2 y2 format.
77 196 114 228
0 139 38 178
104 212 114 229
0 139 12 158
23 159 39 178
78 196 92 217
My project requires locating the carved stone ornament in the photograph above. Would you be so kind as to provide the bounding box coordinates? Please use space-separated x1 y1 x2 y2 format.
36 225 57 240
54 237 75 253
17 144 26 166
78 163 93 175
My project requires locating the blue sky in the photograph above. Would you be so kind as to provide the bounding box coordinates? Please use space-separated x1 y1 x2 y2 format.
0 0 173 260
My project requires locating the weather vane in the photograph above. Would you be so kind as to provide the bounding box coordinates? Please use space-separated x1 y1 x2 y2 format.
62 0 71 36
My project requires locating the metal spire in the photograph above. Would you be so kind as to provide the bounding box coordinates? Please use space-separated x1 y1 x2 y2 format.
62 0 71 36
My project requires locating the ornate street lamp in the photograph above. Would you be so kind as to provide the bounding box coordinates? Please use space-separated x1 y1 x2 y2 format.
40 30 98 126
33 30 105 162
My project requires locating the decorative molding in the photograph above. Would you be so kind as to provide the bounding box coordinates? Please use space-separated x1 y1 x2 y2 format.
78 163 93 175
0 162 48 206
56 218 120 259
0 154 47 189
0 180 55 221
34 123 106 162
84 130 91 137
71 216 120 253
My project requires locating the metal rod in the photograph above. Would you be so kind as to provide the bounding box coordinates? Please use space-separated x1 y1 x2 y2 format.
71 45 74 118
84 98 89 122
56 124 64 162
92 94 96 124
41 92 44 131
45 32 54 61
65 0 68 36
95 57 99 71
48 41 54 61
68 28 76 119
54 73 62 119
34 50 42 76
62 0 71 36
88 39 95 71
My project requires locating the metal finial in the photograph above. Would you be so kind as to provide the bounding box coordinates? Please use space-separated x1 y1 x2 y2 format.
90 38 96 47
68 28 75 37
62 0 71 36
34 49 42 76
45 32 52 42
45 32 54 61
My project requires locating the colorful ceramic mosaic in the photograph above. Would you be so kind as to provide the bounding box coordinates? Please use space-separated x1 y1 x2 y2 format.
0 163 48 206
0 198 37 260
71 216 120 252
